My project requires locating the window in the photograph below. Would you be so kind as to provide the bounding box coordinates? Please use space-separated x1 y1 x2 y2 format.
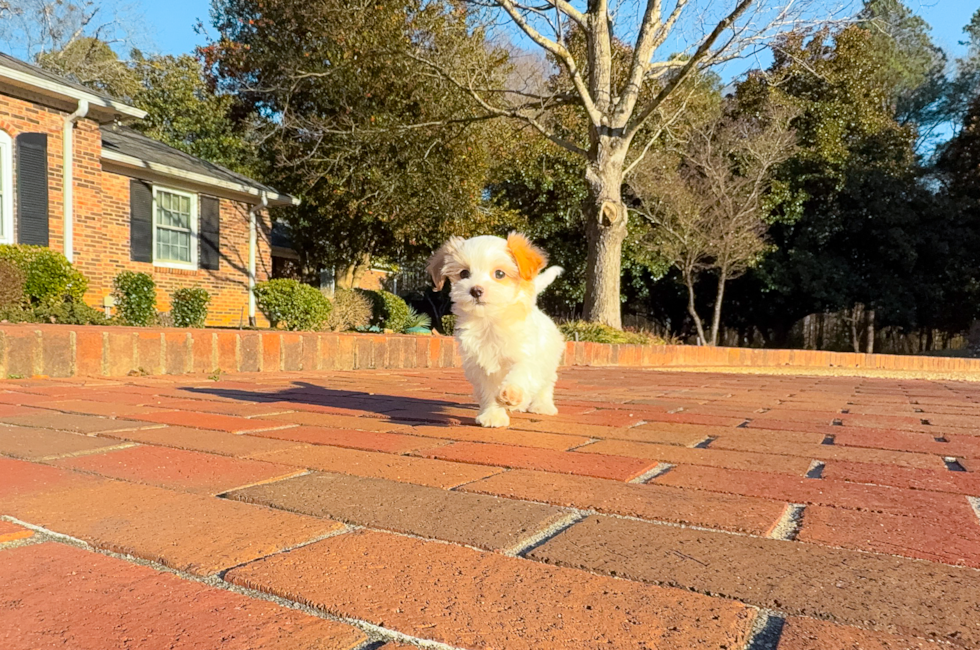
0 131 11 244
152 187 197 268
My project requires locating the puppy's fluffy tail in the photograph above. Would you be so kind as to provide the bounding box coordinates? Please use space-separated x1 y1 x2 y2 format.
534 266 563 295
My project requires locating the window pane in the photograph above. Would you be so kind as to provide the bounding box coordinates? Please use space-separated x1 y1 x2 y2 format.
154 190 194 263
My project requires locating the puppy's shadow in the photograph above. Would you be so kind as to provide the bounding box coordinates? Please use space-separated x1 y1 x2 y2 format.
181 381 479 427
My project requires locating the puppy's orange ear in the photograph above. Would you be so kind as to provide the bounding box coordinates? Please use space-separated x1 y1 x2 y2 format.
507 232 547 281
426 236 464 290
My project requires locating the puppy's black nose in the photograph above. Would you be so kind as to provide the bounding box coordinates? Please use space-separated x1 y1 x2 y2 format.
470 286 484 299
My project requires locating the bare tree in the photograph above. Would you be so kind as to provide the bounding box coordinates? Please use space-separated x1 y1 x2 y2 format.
413 0 852 327
0 0 141 64
630 104 797 345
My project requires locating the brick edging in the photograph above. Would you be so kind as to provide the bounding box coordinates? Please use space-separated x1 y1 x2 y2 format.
1 324 979 379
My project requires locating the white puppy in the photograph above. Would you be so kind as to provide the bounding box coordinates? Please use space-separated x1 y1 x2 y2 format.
427 232 565 428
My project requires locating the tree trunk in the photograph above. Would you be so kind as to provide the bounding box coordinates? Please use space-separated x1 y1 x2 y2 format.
865 308 875 354
336 253 372 290
582 137 628 328
683 272 707 346
709 268 728 346
849 304 863 353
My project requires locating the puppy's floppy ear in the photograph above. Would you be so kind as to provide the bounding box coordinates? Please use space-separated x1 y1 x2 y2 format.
426 236 464 290
507 232 547 281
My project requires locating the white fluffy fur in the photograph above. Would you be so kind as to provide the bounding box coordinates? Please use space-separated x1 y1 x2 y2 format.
428 234 565 428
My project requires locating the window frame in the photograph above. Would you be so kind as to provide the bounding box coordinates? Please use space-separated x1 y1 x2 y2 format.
0 131 12 244
151 185 198 269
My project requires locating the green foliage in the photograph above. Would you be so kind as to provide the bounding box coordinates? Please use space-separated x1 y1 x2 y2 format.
253 279 332 331
203 0 507 274
404 307 432 331
128 51 257 174
170 288 211 328
440 314 457 336
327 289 373 332
359 290 412 333
558 321 662 345
33 299 108 326
0 259 26 309
0 245 88 307
113 271 157 326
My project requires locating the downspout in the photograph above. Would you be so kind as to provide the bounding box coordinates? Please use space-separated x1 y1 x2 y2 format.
248 191 268 327
62 99 89 262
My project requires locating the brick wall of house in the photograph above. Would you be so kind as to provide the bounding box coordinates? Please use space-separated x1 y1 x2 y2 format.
0 92 75 251
1 92 275 328
82 171 273 328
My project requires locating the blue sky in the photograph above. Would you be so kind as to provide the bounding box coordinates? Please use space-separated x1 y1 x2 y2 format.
142 1 975 61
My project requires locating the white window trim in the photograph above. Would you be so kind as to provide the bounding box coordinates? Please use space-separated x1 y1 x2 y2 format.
152 185 198 270
0 131 12 245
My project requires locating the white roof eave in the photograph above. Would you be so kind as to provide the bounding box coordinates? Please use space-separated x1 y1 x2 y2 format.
0 65 147 121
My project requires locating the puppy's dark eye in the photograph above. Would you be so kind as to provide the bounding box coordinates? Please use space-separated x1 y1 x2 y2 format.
494 270 506 280
459 269 470 279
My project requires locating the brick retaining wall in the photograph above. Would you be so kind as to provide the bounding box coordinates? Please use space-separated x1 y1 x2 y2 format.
2 324 980 379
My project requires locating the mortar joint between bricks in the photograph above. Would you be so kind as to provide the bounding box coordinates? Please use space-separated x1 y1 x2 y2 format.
629 463 675 484
742 609 786 650
767 504 805 541
502 510 585 558
968 497 980 525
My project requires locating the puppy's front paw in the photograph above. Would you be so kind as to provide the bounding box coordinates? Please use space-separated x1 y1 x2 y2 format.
528 402 558 416
476 407 510 428
496 385 525 408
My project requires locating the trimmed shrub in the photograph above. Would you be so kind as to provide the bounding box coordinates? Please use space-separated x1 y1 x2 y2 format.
253 279 332 331
327 288 372 331
0 259 26 308
558 320 663 345
33 299 107 325
0 244 88 307
359 289 411 333
113 271 157 326
171 287 211 328
439 314 457 336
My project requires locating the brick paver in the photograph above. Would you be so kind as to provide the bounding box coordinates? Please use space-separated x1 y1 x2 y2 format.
228 471 571 551
0 543 366 650
2 367 980 648
53 445 303 494
226 529 756 649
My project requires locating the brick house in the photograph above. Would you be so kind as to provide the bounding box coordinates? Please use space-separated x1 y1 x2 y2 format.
0 52 298 327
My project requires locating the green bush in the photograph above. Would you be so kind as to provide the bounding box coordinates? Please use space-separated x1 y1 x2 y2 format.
33 299 107 325
0 244 88 307
558 320 663 345
359 289 411 333
0 259 26 309
0 305 34 323
113 271 157 326
327 288 372 331
170 288 211 328
439 314 457 335
253 279 332 331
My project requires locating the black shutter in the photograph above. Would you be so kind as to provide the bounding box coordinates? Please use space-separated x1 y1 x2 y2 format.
16 133 49 246
130 179 153 262
199 196 220 270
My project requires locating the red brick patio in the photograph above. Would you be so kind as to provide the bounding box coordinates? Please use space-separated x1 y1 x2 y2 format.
1 367 979 649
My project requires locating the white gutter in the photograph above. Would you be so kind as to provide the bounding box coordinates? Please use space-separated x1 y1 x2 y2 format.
0 65 146 120
62 99 89 262
101 149 299 206
248 191 268 326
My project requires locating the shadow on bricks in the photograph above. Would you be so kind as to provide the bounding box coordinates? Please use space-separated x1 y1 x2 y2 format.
182 381 478 427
